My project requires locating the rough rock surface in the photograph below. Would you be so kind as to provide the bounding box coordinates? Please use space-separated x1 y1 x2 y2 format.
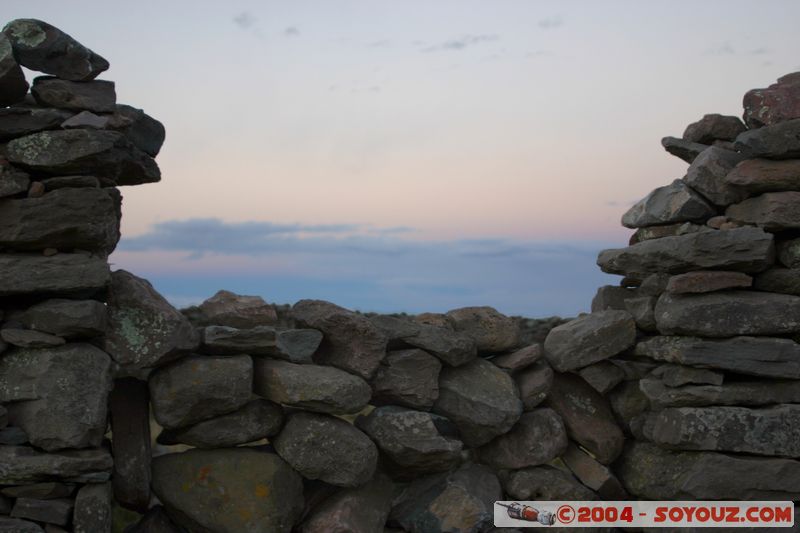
515 360 554 410
661 136 709 163
201 325 277 355
578 361 626 394
108 378 151 513
300 472 394 533
665 270 752 294
726 191 800 230
622 179 715 228
0 517 42 532
18 299 106 338
754 267 800 295
10 497 72 526
734 118 800 159
73 483 112 533
543 310 636 372
490 343 542 372
559 443 628 499
370 315 477 366
0 33 29 106
106 104 166 157
0 446 112 485
503 465 596 501
682 146 747 206
0 107 70 142
31 77 116 113
743 72 800 128
640 378 800 408
479 408 567 469
191 290 278 328
726 158 800 193
683 114 746 144
629 221 712 245
445 306 520 352
0 253 109 297
370 348 441 409
269 329 323 363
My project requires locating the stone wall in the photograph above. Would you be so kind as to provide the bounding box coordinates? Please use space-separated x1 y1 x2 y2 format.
0 17 799 533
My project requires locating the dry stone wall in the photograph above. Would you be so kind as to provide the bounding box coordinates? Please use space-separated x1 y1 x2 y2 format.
0 18 799 533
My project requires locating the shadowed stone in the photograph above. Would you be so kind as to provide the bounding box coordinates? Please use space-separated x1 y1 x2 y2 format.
10 498 72 526
651 364 723 387
445 306 520 352
0 254 109 297
269 329 323 363
743 72 800 128
106 104 166 157
622 180 715 228
479 408 567 470
629 222 712 245
683 146 747 207
189 290 278 328
0 164 30 198
516 359 553 410
625 296 657 331
42 175 100 190
502 465 596 501
683 114 746 143
18 299 106 339
607 380 651 437
0 32 27 106
560 443 628 499
578 361 626 394
591 285 638 312
371 348 441 409
61 110 108 129
31 77 116 112
1 483 73 500
109 378 150 513
754 268 800 295
300 472 394 533
778 238 800 268
640 378 800 408
0 517 42 532
73 483 112 533
544 310 636 372
201 325 276 355
124 505 182 533
726 158 800 193
727 191 800 230
370 315 477 367
666 271 752 294
0 329 65 348
0 446 112 484
661 136 708 164
0 107 71 142
734 118 800 159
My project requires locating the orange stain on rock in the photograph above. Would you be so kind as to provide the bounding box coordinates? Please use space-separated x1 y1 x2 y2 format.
255 483 270 498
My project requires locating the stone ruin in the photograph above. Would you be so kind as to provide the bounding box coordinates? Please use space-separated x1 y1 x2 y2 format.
0 17 799 533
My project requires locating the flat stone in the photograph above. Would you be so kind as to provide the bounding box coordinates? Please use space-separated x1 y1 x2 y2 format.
639 272 674 297
356 406 462 477
682 146 747 206
109 378 151 513
0 32 28 106
0 253 109 297
105 104 166 157
778 238 800 268
598 226 774 281
543 310 636 372
370 348 441 409
31 77 116 113
683 113 746 143
0 107 71 142
0 517 42 533
655 291 800 337
3 19 109 81
201 325 276 355
268 329 323 363
545 373 625 464
734 118 800 159
640 377 800 408
445 306 520 352
0 329 65 348
515 359 553 410
370 314 476 366
6 130 160 186
432 358 522 447
189 290 278 328
644 404 800 457
1 483 74 500
661 136 708 164
275 411 377 487
616 441 800 499
625 295 657 331
10 498 72 526
743 72 800 128
149 354 252 429
622 179 715 228
636 335 800 379
124 505 183 533
607 380 651 437
61 110 109 129
629 222 712 245
0 344 112 451
727 191 800 230
491 343 543 372
726 158 800 193
590 285 638 311
390 463 501 533
18 299 106 338
666 270 752 294
754 267 800 295
253 358 371 414
578 361 626 394
479 408 567 470
0 445 112 485
103 270 199 373
292 299 387 379
300 472 394 533
652 364 724 387
73 483 111 533
502 465 596 501
157 399 283 448
152 448 304 533
560 442 628 499
42 175 100 190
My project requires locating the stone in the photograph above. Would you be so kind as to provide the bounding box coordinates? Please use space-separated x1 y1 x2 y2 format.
578 361 626 394
624 295 657 331
651 364 724 387
414 312 452 328
0 164 30 197
390 463 501 533
661 136 708 163
275 411 377 487
253 358 371 414
0 518 42 533
149 354 252 429
754 268 800 295
502 465 596 501
666 270 752 294
640 377 800 408
644 404 800 457
598 227 774 281
157 399 283 448
683 146 747 206
622 180 715 228
590 285 637 311
0 445 112 484
0 405 5 428
42 175 100 190
61 110 109 129
654 291 800 337
18 299 106 338
269 329 322 363
638 272 672 296
545 373 624 464
479 408 567 470
300 472 394 533
6 130 160 186
515 359 553 410
0 344 112 451
356 406 463 477
743 72 800 128
370 348 441 409
103 270 199 372
0 32 27 106
370 314 476 366
636 335 800 379
31 77 116 113
445 306 520 352
10 498 72 526
543 310 636 372
152 448 304 533
629 222 711 244
0 427 28 445
106 104 166 157
0 253 109 297
1 483 74 500
726 158 800 193
734 118 800 159
727 191 800 230
607 380 651 437
201 325 276 355
0 108 71 142
109 378 151 513
0 329 65 348
73 483 111 533
778 238 800 268
0 187 120 253
191 290 278 328
490 343 543 372
27 181 45 198
124 506 183 533
292 299 387 379
432 358 522 447
560 443 628 500
616 441 800 499
683 114 746 144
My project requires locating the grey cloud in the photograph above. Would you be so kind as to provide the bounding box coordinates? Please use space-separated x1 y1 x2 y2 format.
284 26 300 37
538 16 563 29
421 34 499 53
233 11 257 30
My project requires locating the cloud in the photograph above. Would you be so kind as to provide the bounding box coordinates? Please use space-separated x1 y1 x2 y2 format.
233 11 257 30
421 34 499 53
284 26 300 37
538 16 564 29
707 42 736 55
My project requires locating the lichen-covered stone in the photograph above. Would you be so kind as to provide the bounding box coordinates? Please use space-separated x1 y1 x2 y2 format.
544 310 636 372
73 483 112 533
370 348 441 409
640 377 800 408
0 446 112 485
743 72 800 128
445 306 520 352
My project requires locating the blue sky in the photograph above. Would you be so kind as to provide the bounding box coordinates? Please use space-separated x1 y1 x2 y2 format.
6 1 800 316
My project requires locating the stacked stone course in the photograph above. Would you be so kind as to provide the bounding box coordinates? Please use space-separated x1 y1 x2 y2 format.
1 18 800 533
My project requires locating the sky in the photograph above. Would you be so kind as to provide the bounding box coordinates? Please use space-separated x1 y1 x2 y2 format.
6 1 800 316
